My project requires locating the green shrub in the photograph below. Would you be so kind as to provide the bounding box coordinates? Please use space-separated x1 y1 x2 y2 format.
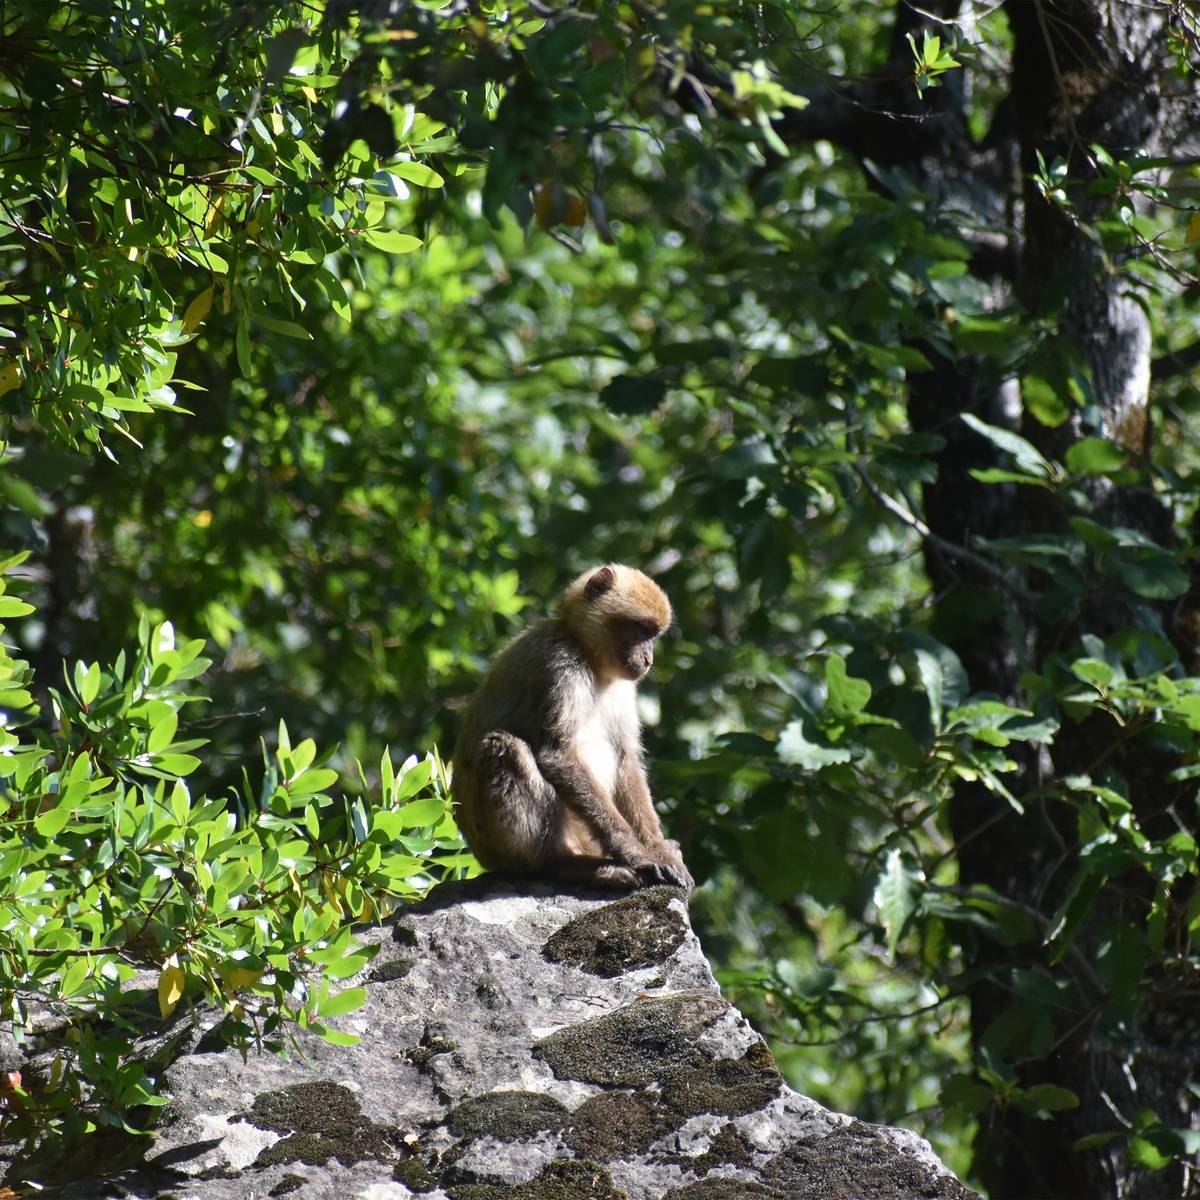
0 552 465 1148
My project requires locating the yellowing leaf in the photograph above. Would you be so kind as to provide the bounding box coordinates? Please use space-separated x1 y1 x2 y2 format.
182 286 215 334
0 361 21 396
157 961 185 1018
203 195 225 238
222 966 264 991
1187 211 1200 245
301 85 318 103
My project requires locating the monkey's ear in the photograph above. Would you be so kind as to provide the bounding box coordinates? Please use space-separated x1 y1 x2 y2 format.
583 565 616 601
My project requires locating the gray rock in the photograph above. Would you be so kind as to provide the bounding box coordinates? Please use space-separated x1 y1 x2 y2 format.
6 879 979 1199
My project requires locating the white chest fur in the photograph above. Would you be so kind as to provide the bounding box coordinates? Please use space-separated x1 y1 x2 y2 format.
573 679 637 796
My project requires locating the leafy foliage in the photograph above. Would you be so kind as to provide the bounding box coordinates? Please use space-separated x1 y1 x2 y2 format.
3 1 1200 1194
0 556 459 1152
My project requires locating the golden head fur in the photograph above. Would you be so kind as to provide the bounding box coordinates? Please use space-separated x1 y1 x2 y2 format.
559 564 672 641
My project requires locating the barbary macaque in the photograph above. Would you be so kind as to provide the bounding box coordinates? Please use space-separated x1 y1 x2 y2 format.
453 564 693 893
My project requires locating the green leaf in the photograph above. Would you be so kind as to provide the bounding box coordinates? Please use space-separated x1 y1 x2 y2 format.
35 800 73 838
873 849 924 956
317 986 367 1018
79 661 102 707
1073 1131 1121 1152
387 162 445 188
599 375 666 415
1046 869 1102 961
0 596 35 618
961 413 1056 478
777 719 853 768
361 230 422 254
235 319 252 376
147 710 179 754
394 756 434 802
1096 923 1145 1003
1065 437 1127 475
825 654 871 718
255 315 313 340
913 648 943 731
150 752 201 776
969 467 1053 488
1071 658 1113 688
1114 552 1188 600
396 795 444 827
264 27 308 84
288 767 338 797
1018 1084 1079 1115
289 738 317 774
1129 1135 1173 1171
310 1024 361 1046
1021 373 1070 427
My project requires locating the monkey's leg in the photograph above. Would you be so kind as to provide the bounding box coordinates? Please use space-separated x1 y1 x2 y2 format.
475 733 639 890
547 856 641 891
474 731 558 867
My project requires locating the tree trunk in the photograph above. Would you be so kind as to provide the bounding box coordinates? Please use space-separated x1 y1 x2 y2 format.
781 1 1199 1194
925 4 1194 1196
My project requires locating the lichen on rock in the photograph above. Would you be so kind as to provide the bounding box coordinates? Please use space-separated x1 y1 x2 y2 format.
534 993 729 1087
447 1157 627 1199
448 1090 570 1142
242 1081 397 1168
9 878 977 1200
541 887 688 978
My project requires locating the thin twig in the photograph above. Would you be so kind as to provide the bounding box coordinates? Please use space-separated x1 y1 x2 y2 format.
852 459 1038 606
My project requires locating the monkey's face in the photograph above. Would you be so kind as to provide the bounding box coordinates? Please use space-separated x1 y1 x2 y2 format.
611 618 660 680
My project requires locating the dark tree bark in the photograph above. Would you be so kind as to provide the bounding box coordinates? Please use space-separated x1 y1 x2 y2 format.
779 2 1200 1196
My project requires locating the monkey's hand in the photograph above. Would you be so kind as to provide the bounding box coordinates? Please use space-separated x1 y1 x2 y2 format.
631 853 694 893
656 839 695 892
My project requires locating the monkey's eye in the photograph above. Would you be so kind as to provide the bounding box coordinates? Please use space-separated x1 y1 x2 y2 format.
616 618 658 641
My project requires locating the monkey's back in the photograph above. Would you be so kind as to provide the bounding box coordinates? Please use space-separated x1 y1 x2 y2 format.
456 622 589 749
452 621 592 836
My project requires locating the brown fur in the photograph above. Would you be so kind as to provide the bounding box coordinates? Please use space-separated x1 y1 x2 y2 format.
452 565 692 893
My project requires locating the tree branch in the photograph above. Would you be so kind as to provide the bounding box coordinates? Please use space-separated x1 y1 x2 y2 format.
1152 340 1200 383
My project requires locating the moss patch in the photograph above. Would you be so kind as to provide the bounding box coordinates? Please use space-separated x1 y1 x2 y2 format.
659 1047 783 1117
542 887 688 977
760 1121 978 1200
368 957 415 982
405 1025 459 1068
268 1174 307 1196
534 994 728 1086
662 1179 783 1199
244 1081 396 1168
393 1155 438 1191
672 1120 757 1175
447 1158 626 1199
447 1090 570 1142
563 1091 679 1160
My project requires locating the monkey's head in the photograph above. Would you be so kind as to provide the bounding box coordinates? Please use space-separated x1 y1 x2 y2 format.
560 563 672 681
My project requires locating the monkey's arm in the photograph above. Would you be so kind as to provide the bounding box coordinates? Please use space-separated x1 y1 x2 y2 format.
541 750 687 893
613 751 694 891
612 752 666 845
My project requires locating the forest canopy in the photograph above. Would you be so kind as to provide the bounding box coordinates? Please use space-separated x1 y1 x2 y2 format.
2 2 1200 1197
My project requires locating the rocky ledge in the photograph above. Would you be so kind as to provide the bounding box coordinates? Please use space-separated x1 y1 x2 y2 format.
19 879 979 1199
